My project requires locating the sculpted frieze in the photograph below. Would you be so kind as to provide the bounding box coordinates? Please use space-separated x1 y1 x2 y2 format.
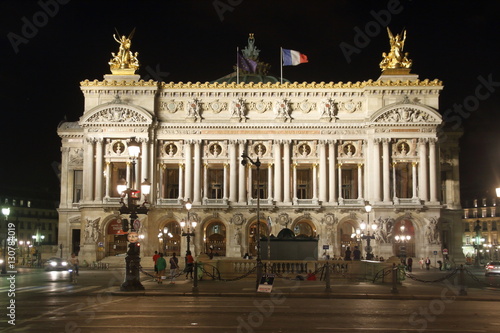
86 107 149 123
375 107 436 123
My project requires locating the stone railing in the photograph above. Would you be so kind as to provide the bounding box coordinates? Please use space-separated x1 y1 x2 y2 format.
199 258 393 281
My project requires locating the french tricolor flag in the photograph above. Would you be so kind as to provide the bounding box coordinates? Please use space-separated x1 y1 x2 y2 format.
282 49 308 66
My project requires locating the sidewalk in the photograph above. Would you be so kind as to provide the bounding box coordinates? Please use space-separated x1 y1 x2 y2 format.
108 267 500 301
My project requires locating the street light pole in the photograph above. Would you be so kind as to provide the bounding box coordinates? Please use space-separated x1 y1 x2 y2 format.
117 137 151 291
181 199 196 254
1 207 10 274
360 203 376 260
241 153 262 290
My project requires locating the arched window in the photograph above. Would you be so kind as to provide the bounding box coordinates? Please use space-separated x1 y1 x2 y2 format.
293 221 316 237
160 221 181 256
248 220 267 257
205 221 226 256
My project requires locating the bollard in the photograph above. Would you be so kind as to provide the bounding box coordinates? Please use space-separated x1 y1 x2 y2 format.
325 262 331 292
391 263 399 294
192 262 199 293
459 264 467 296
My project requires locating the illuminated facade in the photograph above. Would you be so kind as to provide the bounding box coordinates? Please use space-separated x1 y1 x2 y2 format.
57 36 464 265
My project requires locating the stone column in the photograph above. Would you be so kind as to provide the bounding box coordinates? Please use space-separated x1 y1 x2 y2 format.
292 163 298 203
392 162 397 200
274 141 282 202
373 139 381 202
412 162 418 199
382 139 391 202
283 140 291 204
267 163 273 201
238 141 246 203
105 161 110 200
178 163 184 201
141 139 149 182
312 163 318 203
83 138 94 202
247 164 253 201
184 141 192 201
229 141 237 203
429 139 438 202
223 163 229 201
418 139 428 201
328 141 336 203
159 164 165 199
95 138 104 202
319 141 327 203
337 164 343 200
193 140 201 204
203 163 208 202
357 164 363 199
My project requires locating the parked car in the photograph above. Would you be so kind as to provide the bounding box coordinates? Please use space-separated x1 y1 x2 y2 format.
45 257 69 271
485 261 500 276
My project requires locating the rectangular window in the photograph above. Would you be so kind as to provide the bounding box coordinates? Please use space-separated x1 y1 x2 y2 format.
465 235 471 245
395 162 413 198
464 223 470 232
251 168 267 199
73 170 83 203
164 167 179 199
208 168 224 199
492 222 497 231
483 222 488 231
41 223 46 230
296 168 312 199
48 223 52 231
110 162 127 197
341 166 358 199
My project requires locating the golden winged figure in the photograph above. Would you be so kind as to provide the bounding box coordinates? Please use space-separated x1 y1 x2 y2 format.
109 28 139 74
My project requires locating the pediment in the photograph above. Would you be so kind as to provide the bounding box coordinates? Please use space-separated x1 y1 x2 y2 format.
79 103 153 127
371 102 442 125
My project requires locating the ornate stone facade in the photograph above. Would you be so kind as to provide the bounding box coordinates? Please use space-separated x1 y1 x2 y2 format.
57 51 463 265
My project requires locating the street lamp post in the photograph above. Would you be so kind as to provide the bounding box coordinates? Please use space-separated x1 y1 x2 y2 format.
394 221 412 262
360 203 377 260
180 199 196 254
472 220 484 267
117 137 151 291
241 153 263 290
1 207 10 274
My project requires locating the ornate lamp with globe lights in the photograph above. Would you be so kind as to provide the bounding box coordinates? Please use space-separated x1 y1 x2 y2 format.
116 137 151 291
180 199 196 254
360 203 377 260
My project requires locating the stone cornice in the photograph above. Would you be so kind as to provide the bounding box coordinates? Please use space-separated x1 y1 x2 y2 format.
80 79 442 89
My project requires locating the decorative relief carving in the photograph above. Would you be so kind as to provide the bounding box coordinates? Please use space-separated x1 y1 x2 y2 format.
160 100 183 113
251 99 271 113
298 99 315 113
231 213 245 226
86 107 148 123
186 98 202 121
339 99 361 113
273 99 292 121
162 142 179 157
318 98 337 121
208 99 227 114
230 98 246 121
69 148 84 166
375 107 436 123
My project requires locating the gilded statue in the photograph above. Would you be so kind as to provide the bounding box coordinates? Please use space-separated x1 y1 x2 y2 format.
109 28 139 75
379 27 412 71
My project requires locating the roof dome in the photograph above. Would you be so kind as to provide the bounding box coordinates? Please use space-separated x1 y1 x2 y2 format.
211 33 290 85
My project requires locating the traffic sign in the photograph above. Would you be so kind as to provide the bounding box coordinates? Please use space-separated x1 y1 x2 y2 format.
442 248 448 255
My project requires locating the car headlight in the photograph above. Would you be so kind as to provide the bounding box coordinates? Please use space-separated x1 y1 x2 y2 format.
50 261 57 267
62 261 68 266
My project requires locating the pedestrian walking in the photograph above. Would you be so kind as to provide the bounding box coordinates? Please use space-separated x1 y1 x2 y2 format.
344 247 352 261
185 250 194 279
156 253 167 284
425 257 431 270
152 251 160 277
407 257 413 272
169 252 179 284
69 253 79 275
419 257 424 269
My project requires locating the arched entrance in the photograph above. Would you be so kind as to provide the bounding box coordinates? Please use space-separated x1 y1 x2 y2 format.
204 221 226 257
160 221 181 256
293 220 316 237
106 218 127 257
338 220 359 258
392 219 416 258
248 220 267 257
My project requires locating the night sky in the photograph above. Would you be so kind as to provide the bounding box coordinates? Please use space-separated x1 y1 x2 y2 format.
1 0 499 203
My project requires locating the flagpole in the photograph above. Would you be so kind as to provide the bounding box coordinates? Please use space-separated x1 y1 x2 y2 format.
280 47 283 84
237 47 240 85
